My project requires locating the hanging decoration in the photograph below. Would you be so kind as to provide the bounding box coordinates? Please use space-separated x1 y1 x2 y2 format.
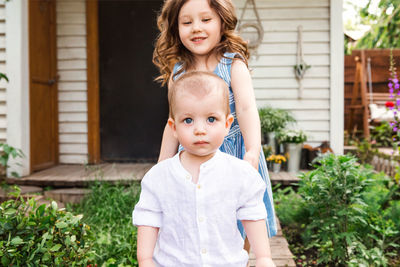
237 0 264 58
294 25 311 99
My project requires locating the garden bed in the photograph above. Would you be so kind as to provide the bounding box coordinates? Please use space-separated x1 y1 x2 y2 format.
274 154 400 266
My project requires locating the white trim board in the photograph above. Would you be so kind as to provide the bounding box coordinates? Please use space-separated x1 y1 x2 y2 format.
329 0 344 154
5 0 30 176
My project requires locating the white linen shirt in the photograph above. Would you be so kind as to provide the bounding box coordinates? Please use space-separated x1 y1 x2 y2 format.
132 150 267 267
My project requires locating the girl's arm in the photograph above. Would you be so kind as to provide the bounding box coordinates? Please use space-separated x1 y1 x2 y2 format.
137 226 159 267
242 220 275 267
231 59 261 169
158 78 179 162
158 123 179 162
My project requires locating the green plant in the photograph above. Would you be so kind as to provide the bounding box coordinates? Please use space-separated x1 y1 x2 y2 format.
276 129 307 144
0 187 95 266
371 121 396 147
70 181 141 266
258 107 295 135
0 143 24 178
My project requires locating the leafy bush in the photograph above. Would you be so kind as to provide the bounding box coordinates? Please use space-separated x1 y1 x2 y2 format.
275 154 400 266
70 182 141 266
0 187 95 266
258 106 295 134
0 143 24 178
276 129 307 144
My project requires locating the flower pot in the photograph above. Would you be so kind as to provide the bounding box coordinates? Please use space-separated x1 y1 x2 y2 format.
286 143 302 173
272 163 281 173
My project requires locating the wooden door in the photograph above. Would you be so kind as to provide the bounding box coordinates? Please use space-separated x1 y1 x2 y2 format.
29 0 59 171
99 0 168 162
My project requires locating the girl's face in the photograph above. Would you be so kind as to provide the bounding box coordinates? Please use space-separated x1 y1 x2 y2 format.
178 0 222 59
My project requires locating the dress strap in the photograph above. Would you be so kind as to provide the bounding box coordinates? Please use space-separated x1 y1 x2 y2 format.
172 62 185 81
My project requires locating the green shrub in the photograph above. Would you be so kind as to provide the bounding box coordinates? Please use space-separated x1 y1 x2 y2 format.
0 187 95 266
275 154 400 266
70 182 141 266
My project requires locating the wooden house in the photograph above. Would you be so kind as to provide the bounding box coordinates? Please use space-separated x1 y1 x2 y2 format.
2 0 343 176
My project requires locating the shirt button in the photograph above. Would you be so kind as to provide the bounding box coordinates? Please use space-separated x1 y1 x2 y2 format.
197 184 201 189
199 216 204 222
186 175 191 180
201 248 207 254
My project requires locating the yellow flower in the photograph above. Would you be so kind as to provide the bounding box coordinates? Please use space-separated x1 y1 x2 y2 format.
266 154 286 164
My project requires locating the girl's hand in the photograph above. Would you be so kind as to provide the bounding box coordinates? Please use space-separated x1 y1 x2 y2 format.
243 151 259 170
256 257 276 267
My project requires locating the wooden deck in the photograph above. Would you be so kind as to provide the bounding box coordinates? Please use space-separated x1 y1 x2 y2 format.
7 163 301 187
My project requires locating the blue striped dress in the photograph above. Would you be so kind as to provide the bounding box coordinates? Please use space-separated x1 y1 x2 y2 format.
173 52 277 238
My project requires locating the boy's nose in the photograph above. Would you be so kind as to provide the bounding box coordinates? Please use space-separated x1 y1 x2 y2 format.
194 123 206 135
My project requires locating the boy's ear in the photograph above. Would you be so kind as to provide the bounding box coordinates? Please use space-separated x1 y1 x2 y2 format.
225 114 234 129
168 118 178 138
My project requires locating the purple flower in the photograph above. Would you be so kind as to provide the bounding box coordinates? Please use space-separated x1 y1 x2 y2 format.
395 84 400 89
394 78 399 84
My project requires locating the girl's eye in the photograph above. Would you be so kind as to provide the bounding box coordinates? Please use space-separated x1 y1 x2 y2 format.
207 117 216 123
183 118 193 124
202 18 211 22
182 21 191 25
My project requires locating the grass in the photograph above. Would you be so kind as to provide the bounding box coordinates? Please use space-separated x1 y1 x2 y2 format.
68 181 141 267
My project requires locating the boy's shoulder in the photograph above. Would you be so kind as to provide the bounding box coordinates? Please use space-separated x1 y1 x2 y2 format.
219 151 259 176
142 157 174 180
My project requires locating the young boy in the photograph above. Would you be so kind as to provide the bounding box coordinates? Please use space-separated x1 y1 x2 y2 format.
132 71 275 267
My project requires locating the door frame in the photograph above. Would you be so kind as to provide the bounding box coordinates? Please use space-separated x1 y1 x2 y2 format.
87 0 101 164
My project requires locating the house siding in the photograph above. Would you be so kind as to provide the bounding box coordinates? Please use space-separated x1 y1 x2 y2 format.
53 0 332 163
234 0 331 145
56 0 88 164
0 1 6 142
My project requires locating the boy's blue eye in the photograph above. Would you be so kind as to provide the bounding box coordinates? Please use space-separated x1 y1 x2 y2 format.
207 117 216 123
184 118 193 124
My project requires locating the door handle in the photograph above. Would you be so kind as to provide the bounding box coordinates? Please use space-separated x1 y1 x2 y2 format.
32 75 59 85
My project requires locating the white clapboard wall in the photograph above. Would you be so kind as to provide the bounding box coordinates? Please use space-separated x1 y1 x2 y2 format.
233 0 331 145
56 0 88 164
0 1 6 143
54 0 331 163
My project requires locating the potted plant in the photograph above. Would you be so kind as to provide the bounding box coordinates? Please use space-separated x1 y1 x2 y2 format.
266 154 287 173
276 129 307 173
259 107 295 153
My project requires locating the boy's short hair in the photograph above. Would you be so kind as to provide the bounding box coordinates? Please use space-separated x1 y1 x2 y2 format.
169 71 230 118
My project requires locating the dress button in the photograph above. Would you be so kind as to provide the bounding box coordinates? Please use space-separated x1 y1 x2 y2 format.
201 248 207 254
199 216 204 222
197 184 201 189
186 175 191 180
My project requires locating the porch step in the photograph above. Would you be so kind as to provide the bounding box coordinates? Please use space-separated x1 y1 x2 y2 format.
0 185 43 202
44 188 91 204
6 163 153 188
269 171 301 185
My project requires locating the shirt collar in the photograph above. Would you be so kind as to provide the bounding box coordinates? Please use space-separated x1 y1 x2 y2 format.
171 150 222 177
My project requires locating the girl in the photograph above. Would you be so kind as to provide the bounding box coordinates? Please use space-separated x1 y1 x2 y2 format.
153 0 277 239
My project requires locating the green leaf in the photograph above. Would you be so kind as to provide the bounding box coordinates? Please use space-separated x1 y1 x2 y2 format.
11 236 23 246
55 221 68 229
50 244 62 252
51 201 58 211
4 208 17 215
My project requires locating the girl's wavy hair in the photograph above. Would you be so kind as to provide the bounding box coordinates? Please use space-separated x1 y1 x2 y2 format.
153 0 250 86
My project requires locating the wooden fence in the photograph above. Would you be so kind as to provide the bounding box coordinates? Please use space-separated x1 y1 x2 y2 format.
345 49 400 133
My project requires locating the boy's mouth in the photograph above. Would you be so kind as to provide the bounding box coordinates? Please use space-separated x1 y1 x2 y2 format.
194 141 208 145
